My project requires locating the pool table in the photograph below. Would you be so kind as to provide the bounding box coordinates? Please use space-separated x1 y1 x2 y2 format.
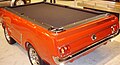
0 2 119 65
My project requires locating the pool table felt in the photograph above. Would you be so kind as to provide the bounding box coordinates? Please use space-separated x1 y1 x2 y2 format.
11 3 103 28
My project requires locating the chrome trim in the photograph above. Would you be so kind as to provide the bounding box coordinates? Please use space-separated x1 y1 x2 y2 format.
49 27 65 33
63 13 109 29
50 13 108 33
53 30 119 65
91 34 97 41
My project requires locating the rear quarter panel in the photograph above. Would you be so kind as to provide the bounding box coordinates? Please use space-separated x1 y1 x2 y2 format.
1 8 58 65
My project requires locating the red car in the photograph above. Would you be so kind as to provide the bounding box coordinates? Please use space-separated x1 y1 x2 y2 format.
0 2 119 65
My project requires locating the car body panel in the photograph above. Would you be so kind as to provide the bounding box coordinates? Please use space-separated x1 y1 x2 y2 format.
0 2 119 65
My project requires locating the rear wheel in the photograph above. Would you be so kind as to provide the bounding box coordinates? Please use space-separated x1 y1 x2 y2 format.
4 28 16 44
28 44 44 65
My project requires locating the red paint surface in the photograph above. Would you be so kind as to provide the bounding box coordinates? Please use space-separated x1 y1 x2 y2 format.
0 8 119 65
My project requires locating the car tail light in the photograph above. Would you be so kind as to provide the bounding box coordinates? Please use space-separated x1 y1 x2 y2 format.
59 45 70 57
111 24 117 34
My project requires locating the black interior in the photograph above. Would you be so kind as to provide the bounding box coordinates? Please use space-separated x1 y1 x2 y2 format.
10 3 103 28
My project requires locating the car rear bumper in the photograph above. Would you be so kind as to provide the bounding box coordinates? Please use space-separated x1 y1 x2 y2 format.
53 29 119 65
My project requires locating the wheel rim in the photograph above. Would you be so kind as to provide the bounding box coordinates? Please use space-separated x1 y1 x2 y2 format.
16 0 24 5
29 48 40 65
5 28 10 41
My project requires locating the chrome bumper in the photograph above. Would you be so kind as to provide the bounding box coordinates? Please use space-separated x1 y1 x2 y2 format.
53 30 119 65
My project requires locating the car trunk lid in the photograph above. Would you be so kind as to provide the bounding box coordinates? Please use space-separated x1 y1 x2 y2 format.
54 14 119 58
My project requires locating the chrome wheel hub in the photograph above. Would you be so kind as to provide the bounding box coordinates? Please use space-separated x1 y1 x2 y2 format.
16 0 24 5
5 29 10 41
29 48 40 65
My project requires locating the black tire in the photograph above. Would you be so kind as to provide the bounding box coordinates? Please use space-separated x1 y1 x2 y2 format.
28 44 44 65
4 28 16 45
